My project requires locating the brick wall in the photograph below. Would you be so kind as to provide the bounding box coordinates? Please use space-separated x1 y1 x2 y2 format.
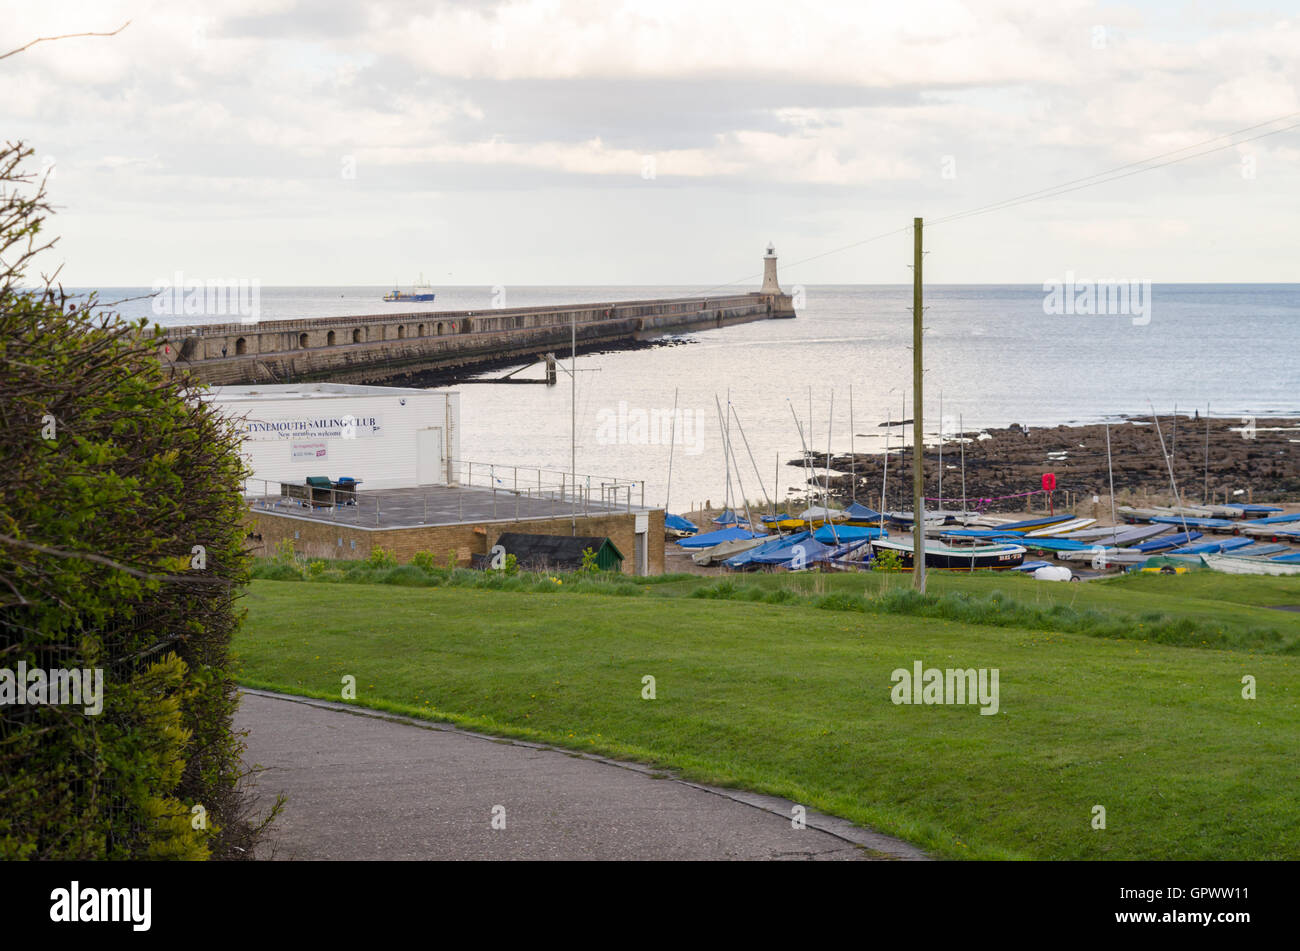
245 508 666 575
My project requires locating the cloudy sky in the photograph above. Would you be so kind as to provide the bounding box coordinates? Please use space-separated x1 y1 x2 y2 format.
3 0 1297 287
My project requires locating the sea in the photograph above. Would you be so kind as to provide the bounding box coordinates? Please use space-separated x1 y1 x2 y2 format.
75 283 1300 511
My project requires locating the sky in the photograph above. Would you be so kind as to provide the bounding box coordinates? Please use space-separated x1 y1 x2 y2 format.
2 0 1297 287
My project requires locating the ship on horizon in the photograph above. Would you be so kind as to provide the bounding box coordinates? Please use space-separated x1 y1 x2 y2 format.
383 273 436 302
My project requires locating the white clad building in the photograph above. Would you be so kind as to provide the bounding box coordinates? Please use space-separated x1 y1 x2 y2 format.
206 383 459 492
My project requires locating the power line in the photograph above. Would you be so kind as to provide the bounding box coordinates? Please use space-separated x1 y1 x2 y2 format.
700 109 1300 291
931 117 1300 228
929 111 1300 228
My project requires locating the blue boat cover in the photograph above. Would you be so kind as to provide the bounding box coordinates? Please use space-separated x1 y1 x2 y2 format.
751 536 832 566
1017 538 1088 551
812 524 884 543
724 532 811 569
1230 543 1289 557
665 513 697 533
1237 504 1284 513
1241 512 1300 525
760 513 794 523
993 515 1074 531
1134 531 1203 552
1012 560 1054 572
712 509 746 525
1269 552 1300 563
1171 537 1252 554
844 502 883 521
1150 516 1234 529
675 527 764 548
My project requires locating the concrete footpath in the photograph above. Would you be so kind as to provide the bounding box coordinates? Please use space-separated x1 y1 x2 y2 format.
237 689 927 861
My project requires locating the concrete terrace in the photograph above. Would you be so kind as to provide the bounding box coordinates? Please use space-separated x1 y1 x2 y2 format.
248 483 644 530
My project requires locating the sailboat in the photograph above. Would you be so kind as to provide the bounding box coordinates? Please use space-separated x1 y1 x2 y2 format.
662 387 699 538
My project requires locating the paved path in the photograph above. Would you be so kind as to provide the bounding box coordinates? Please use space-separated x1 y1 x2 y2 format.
237 690 926 861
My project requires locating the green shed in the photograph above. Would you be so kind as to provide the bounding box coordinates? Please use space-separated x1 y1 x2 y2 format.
492 533 624 572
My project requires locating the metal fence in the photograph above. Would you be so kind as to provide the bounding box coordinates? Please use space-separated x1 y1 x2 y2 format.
242 462 646 527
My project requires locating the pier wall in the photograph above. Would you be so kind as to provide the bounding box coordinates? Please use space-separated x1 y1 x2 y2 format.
162 292 795 386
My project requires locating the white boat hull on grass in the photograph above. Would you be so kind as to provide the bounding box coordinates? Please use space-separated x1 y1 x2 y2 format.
1200 553 1300 576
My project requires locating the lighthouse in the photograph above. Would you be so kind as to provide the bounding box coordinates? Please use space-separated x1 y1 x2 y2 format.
760 243 782 295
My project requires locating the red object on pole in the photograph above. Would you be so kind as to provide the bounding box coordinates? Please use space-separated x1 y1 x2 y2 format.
1042 473 1056 515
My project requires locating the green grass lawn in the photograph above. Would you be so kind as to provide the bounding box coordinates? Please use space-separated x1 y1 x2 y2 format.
236 576 1300 860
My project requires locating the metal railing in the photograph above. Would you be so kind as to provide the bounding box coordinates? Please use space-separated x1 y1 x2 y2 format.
241 462 648 528
453 459 645 513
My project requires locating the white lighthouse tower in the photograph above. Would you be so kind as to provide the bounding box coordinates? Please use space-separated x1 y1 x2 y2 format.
760 243 782 295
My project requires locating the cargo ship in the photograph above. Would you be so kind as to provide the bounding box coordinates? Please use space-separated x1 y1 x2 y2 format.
383 274 436 302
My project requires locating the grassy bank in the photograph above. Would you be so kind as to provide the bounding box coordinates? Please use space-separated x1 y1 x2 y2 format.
236 577 1300 860
250 555 1300 655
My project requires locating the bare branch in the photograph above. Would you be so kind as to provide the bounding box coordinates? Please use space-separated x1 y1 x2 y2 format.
0 20 131 61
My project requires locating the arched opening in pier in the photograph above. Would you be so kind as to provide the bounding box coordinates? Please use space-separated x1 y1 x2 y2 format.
235 337 247 355
327 330 336 346
436 322 444 335
417 323 425 337
397 325 405 339
299 333 309 348
352 328 362 343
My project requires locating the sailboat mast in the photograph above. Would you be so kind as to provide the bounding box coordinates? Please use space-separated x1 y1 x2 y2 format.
571 311 576 533
723 388 731 516
849 384 856 503
912 216 926 593
1105 421 1118 544
1204 402 1211 504
880 409 889 535
938 390 943 507
826 391 839 544
665 387 679 513
1151 406 1191 538
960 412 966 517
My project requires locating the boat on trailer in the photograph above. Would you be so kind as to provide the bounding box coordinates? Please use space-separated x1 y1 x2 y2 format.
1228 543 1290 558
1056 547 1150 566
1023 517 1096 537
1063 523 1169 545
869 537 1026 571
987 513 1076 533
664 513 699 538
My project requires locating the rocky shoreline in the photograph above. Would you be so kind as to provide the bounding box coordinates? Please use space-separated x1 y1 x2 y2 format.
800 416 1300 513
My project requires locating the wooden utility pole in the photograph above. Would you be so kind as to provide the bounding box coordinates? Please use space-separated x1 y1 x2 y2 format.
912 217 926 592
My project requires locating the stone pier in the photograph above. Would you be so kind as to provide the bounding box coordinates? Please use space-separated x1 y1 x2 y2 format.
161 289 795 387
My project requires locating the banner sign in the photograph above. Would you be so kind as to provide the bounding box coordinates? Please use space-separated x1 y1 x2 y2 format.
291 442 329 460
241 414 383 441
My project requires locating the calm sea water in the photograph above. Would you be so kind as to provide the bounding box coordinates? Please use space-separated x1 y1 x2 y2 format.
77 284 1300 510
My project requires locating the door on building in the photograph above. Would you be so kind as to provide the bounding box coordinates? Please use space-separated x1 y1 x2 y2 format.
416 427 444 485
635 512 649 576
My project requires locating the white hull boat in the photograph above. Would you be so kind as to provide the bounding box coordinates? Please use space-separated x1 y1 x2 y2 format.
1200 553 1300 576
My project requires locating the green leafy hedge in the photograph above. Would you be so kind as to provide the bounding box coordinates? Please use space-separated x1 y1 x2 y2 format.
0 143 268 859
